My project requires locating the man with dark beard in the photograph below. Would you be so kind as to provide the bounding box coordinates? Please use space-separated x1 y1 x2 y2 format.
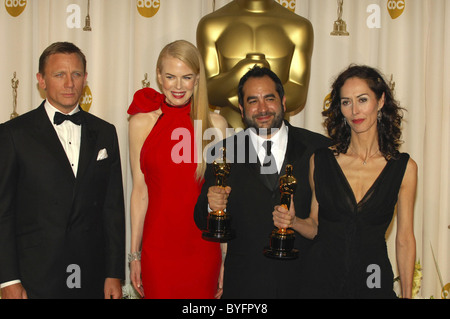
194 66 330 298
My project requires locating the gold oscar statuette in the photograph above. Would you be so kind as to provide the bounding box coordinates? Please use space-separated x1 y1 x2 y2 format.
202 148 234 242
83 0 92 31
264 164 299 259
11 72 19 119
330 0 349 36
142 73 150 88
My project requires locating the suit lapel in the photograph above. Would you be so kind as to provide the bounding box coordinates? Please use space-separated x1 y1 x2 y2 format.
282 122 307 175
76 110 97 181
261 122 308 191
34 103 75 182
229 127 306 191
237 130 279 192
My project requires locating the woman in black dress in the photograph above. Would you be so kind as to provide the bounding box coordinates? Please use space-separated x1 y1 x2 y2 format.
273 65 417 298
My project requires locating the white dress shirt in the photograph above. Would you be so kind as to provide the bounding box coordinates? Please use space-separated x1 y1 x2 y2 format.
45 101 82 176
248 122 288 174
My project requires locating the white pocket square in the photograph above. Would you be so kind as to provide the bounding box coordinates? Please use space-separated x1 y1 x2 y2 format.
97 148 108 161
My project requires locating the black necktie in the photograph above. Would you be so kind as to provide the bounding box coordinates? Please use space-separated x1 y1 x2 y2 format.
262 140 278 175
53 111 82 125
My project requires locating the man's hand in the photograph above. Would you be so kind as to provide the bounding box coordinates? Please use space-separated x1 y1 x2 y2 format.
273 195 296 229
207 186 231 211
1 283 28 299
104 278 122 299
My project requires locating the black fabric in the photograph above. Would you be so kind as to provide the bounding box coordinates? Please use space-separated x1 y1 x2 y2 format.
53 111 83 125
262 140 278 187
194 122 332 298
299 148 409 299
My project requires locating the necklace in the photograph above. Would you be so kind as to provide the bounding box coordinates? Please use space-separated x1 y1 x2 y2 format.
350 146 379 165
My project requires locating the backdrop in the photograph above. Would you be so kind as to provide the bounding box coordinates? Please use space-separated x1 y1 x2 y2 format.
1 0 448 299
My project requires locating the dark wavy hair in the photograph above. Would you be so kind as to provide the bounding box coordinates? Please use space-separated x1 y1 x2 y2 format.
322 64 404 160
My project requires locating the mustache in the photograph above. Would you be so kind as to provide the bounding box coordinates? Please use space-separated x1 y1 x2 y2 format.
252 111 276 119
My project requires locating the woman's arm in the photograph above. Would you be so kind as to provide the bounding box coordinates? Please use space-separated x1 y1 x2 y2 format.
395 158 418 298
128 112 158 297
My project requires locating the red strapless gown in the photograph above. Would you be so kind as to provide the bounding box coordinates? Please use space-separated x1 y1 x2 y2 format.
128 88 221 299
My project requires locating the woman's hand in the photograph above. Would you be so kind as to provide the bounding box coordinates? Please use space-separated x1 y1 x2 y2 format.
130 260 144 298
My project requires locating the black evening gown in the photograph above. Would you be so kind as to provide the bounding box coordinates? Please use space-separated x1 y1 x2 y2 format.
299 147 409 299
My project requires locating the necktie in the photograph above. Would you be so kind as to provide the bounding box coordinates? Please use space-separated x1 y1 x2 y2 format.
54 111 82 125
262 140 278 175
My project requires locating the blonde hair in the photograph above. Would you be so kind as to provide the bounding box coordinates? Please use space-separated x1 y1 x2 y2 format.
156 40 213 181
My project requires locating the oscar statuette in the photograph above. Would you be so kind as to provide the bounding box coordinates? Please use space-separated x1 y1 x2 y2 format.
264 164 299 259
202 148 234 242
330 0 349 36
10 72 19 119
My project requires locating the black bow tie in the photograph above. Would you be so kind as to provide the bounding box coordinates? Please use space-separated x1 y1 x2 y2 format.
53 111 82 125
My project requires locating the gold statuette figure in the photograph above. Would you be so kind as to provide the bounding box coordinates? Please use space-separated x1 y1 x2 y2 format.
264 164 299 259
11 72 19 119
202 148 234 242
83 0 92 31
330 0 349 36
142 73 150 88
197 0 314 129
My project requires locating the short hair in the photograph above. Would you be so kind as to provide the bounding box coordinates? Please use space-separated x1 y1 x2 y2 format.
38 42 87 75
238 66 285 106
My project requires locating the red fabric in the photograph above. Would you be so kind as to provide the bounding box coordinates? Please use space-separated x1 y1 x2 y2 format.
135 95 221 299
127 88 165 115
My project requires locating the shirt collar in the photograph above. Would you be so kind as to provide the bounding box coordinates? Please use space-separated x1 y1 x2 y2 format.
44 101 80 124
249 121 288 153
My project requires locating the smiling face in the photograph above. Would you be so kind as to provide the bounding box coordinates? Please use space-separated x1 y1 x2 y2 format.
239 75 286 137
340 77 385 135
157 55 199 106
36 53 87 114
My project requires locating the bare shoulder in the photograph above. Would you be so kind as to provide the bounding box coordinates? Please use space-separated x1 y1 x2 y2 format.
400 156 418 191
129 110 162 143
405 157 418 179
210 112 229 131
406 157 418 171
129 110 161 129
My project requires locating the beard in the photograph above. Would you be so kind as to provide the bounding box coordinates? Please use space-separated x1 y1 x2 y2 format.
242 108 285 137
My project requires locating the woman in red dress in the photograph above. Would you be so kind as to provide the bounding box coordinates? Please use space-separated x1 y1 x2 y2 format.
128 40 227 298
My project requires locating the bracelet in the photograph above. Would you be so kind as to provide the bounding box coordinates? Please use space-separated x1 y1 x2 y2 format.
128 251 141 263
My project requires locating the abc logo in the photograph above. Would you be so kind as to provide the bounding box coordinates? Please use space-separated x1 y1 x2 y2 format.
137 0 160 18
277 0 296 12
5 0 27 17
323 92 331 111
80 86 93 112
387 0 405 19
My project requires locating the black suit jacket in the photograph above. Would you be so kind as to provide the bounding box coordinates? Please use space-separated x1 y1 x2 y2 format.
0 102 125 298
194 121 330 298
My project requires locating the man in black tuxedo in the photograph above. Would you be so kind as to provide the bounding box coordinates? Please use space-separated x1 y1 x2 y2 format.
194 66 330 298
0 42 125 299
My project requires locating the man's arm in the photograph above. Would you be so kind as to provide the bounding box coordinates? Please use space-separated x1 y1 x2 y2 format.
102 125 126 281
0 123 21 287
